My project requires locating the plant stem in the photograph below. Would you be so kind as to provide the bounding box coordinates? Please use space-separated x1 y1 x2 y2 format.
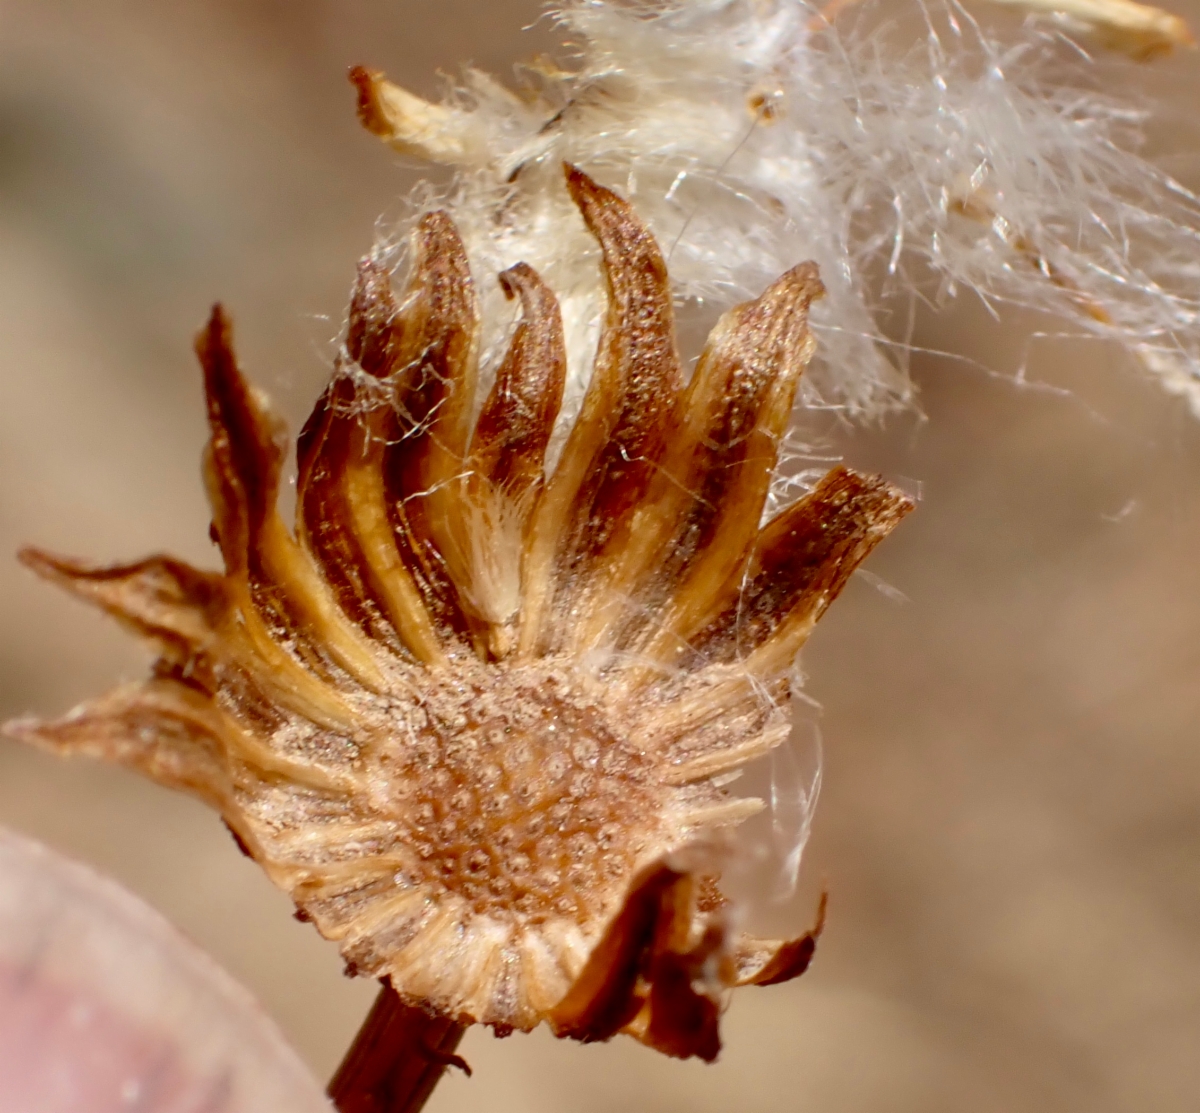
328 981 468 1113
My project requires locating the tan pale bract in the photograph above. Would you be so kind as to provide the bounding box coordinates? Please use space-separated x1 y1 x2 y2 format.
6 167 912 1060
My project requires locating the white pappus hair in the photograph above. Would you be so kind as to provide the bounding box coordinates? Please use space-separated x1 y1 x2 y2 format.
360 0 1200 421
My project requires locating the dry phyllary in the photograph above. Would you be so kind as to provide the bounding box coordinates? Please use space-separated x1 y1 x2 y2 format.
7 165 911 1071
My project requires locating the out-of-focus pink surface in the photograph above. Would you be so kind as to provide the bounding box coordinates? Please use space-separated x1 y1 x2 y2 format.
0 969 195 1113
0 828 330 1112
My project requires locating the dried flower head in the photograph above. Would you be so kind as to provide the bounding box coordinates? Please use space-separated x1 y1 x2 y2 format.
6 166 911 1060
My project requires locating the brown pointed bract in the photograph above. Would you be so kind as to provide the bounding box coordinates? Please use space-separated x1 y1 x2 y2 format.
6 166 912 1060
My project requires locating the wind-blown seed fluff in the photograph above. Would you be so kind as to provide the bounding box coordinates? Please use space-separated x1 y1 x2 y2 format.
6 167 912 1060
353 0 1200 419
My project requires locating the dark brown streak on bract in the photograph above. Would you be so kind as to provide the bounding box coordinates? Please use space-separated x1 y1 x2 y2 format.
663 263 824 582
469 262 566 500
197 306 392 693
552 166 681 599
382 214 478 462
695 466 914 667
563 163 680 545
607 261 825 660
196 305 332 670
381 213 481 648
196 304 285 584
296 258 410 650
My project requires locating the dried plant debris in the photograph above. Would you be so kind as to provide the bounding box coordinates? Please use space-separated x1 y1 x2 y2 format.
814 0 1193 58
7 168 911 1060
982 0 1193 58
352 0 1200 419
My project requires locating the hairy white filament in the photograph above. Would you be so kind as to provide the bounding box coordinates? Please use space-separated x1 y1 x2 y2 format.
371 0 1200 419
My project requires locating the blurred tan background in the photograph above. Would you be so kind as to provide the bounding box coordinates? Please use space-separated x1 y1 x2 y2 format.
2 2 1199 1111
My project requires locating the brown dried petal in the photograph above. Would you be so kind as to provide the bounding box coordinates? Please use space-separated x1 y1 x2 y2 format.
381 214 481 648
521 165 682 655
296 258 448 664
7 680 236 815
549 860 726 1061
15 545 359 734
16 549 226 652
587 261 825 661
733 892 827 987
470 263 566 499
199 307 387 693
382 213 479 485
694 466 915 675
345 254 411 378
197 304 287 577
440 262 567 650
641 921 726 1062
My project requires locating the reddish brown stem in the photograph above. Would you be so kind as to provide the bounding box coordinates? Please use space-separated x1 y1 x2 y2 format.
328 981 469 1113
